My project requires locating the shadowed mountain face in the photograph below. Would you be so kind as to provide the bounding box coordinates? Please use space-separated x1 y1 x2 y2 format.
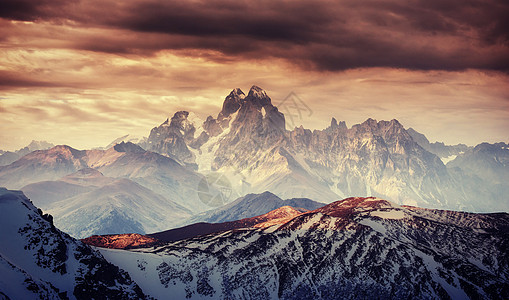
148 205 308 243
81 234 161 249
99 196 509 300
83 204 308 247
0 188 147 299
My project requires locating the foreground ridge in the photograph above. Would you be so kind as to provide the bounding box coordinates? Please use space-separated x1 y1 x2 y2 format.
100 196 509 300
0 188 148 299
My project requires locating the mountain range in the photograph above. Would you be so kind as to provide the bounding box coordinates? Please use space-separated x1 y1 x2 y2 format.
137 85 509 212
2 188 507 299
0 85 507 240
0 140 54 166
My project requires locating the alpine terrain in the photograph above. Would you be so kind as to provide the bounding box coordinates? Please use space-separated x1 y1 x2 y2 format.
99 196 509 299
0 188 148 299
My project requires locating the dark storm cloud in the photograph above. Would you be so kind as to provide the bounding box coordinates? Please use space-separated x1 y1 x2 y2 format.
1 0 508 71
0 0 72 21
0 70 59 89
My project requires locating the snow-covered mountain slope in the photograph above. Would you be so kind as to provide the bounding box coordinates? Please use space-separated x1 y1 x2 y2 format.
100 196 509 300
22 168 192 239
0 188 147 299
184 191 325 225
142 85 507 212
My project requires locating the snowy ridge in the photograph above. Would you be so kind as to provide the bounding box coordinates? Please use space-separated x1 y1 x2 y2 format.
0 188 147 299
101 196 509 299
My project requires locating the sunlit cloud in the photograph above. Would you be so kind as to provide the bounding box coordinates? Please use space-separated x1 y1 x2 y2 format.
0 0 507 150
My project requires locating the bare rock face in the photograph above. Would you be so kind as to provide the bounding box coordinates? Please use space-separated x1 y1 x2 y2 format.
81 233 160 249
217 87 245 127
146 111 197 165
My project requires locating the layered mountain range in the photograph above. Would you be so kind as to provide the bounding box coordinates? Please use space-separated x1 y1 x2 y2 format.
0 85 507 240
0 143 199 238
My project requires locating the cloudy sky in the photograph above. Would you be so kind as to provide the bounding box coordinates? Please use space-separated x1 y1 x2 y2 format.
1 0 508 150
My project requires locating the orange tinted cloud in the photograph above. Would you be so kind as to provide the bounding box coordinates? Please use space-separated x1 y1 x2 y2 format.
0 0 507 150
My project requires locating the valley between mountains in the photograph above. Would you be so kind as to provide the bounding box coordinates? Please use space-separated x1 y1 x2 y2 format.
0 86 508 299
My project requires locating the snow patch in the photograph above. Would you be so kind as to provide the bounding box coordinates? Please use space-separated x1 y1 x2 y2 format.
441 154 457 164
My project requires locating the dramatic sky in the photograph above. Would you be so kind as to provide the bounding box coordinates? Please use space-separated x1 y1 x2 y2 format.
1 0 508 150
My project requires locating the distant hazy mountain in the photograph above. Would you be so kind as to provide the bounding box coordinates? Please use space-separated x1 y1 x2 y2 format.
448 142 509 182
446 142 509 212
0 140 54 166
0 143 211 213
23 168 192 238
0 188 147 299
102 134 147 150
185 191 324 225
100 196 509 299
0 145 88 189
407 127 471 163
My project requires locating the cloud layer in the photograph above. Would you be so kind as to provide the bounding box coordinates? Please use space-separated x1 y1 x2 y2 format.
1 0 508 71
0 0 507 150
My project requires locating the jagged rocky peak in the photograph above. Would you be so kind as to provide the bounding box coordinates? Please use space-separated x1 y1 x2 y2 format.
146 111 197 165
202 115 223 138
244 85 272 108
352 118 411 143
227 85 285 133
218 88 245 120
169 111 195 136
148 111 196 141
327 117 347 131
358 117 379 130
